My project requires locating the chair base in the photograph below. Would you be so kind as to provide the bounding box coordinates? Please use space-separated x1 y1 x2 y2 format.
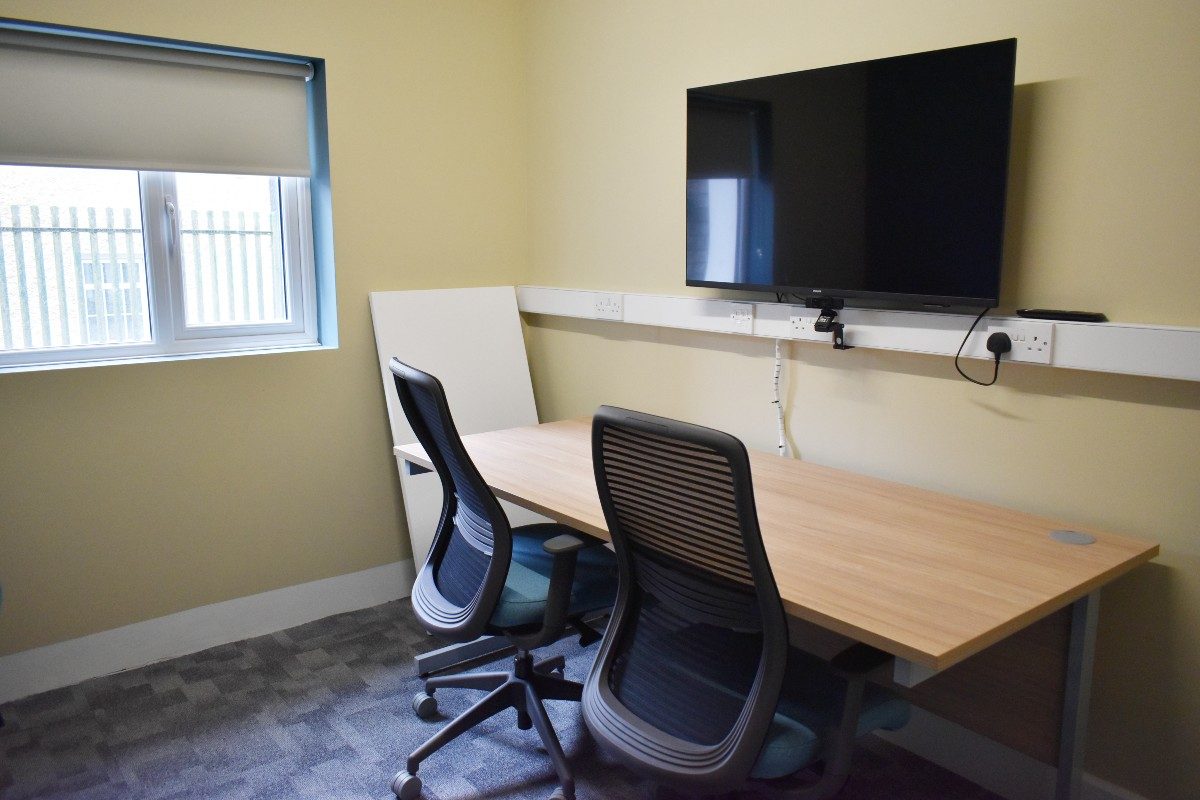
394 650 581 800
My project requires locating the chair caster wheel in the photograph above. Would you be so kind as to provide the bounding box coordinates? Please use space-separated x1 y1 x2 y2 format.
391 770 422 799
412 691 437 719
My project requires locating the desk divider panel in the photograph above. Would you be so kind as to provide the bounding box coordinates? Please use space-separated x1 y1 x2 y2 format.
788 610 1070 766
891 608 1071 766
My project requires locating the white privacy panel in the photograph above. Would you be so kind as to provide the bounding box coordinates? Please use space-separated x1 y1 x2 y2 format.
369 287 548 579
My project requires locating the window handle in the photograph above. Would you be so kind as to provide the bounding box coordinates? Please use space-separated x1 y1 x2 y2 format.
164 197 178 258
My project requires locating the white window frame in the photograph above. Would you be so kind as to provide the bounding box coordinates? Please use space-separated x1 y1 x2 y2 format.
0 169 318 372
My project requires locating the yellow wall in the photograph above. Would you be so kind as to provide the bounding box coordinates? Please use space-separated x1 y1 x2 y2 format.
521 2 1199 799
0 0 529 652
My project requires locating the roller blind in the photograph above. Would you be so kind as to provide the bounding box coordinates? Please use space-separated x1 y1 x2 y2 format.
0 29 313 176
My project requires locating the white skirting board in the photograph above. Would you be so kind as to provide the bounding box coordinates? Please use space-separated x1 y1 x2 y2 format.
879 708 1150 800
0 559 416 705
517 285 1200 383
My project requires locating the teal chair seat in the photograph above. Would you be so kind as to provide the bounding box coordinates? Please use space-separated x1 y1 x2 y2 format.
752 648 910 779
488 523 617 630
641 624 910 781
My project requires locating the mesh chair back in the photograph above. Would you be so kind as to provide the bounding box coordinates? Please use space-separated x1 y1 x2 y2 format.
583 406 788 790
390 358 511 642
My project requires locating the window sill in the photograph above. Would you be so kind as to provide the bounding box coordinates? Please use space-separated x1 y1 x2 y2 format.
0 340 335 375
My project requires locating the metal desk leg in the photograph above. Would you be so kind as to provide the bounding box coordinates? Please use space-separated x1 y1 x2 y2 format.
1056 592 1100 800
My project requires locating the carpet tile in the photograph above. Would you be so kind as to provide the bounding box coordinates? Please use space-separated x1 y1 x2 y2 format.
0 600 1002 799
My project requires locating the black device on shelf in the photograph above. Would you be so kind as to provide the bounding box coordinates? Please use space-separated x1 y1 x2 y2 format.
1016 309 1108 322
686 39 1017 310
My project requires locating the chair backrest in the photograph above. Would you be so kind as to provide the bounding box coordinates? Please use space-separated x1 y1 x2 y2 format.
583 406 788 791
389 358 511 642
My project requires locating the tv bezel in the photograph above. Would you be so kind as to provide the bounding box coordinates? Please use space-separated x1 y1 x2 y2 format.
684 39 1016 310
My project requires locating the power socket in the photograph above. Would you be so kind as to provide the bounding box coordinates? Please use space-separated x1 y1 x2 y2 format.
787 307 825 342
987 320 1054 364
729 303 754 334
593 293 623 320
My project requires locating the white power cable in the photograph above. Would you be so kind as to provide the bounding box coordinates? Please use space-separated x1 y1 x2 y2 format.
772 338 789 457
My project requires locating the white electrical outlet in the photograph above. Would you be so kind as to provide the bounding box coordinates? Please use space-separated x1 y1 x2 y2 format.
729 303 754 334
593 293 623 320
987 321 1055 364
787 307 825 342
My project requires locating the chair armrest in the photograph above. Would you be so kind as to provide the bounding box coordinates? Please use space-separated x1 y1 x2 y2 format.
542 533 587 556
510 530 602 650
829 642 893 678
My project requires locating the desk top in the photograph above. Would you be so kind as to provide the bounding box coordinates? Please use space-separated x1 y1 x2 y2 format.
395 418 1158 670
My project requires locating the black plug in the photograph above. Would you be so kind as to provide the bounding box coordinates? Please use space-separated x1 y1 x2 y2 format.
964 331 1013 386
986 331 1012 360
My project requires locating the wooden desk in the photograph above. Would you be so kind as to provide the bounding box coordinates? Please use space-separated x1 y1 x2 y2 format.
395 418 1158 800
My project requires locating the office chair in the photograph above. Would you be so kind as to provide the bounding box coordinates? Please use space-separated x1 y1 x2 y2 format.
584 406 910 798
387 359 616 800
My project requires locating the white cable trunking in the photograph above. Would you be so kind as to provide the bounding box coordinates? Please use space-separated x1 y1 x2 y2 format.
516 286 1200 383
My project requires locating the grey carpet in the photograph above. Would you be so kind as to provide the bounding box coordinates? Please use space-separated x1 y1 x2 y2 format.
0 600 1001 799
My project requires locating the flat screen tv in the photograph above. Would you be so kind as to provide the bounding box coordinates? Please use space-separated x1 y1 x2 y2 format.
686 39 1017 309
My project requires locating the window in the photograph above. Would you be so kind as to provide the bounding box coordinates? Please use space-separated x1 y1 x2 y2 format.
0 166 315 366
0 22 334 371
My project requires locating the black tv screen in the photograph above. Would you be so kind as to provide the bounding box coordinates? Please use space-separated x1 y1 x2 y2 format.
686 39 1016 308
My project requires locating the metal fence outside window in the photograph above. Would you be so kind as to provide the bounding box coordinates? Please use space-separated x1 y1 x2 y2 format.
0 205 283 352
